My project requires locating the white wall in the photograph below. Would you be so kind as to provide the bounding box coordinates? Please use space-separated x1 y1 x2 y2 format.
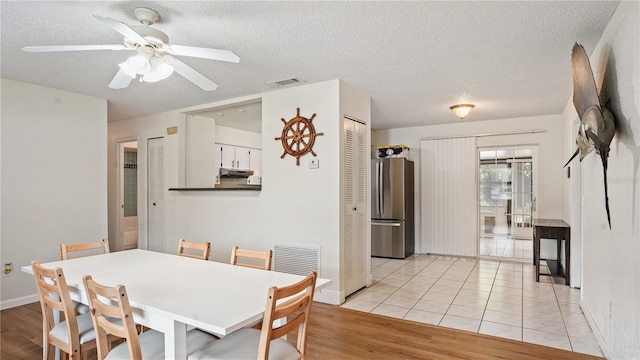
215 125 261 148
0 79 107 309
373 114 563 253
561 2 639 358
108 110 181 252
185 115 217 188
108 80 365 304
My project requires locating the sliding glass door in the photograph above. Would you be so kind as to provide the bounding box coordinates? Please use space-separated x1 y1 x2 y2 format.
478 148 535 261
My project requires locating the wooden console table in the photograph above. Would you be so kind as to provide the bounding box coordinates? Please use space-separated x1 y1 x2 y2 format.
533 219 570 285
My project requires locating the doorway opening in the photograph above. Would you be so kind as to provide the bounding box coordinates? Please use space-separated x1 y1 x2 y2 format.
478 147 536 261
119 141 139 250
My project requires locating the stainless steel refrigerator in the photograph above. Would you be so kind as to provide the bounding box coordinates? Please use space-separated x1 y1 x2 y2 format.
371 158 415 258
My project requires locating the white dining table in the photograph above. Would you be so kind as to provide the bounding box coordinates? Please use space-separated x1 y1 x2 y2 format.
22 249 331 359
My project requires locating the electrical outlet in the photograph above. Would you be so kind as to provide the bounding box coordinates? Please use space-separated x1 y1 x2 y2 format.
309 158 319 169
3 262 13 277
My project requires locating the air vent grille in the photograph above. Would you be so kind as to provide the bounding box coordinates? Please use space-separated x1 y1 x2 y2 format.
266 78 306 88
274 243 320 276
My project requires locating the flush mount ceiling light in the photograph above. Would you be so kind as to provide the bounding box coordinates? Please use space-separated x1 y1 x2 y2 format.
450 104 475 120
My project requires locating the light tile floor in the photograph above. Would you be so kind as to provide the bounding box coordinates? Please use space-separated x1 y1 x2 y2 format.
480 235 533 260
341 255 603 357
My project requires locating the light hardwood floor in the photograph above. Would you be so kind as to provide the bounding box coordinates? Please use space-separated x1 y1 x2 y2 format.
2 301 603 359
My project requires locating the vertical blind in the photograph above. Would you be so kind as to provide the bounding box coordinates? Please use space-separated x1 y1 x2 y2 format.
420 137 478 256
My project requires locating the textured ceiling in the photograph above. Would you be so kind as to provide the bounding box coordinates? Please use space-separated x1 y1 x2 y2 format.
0 1 619 130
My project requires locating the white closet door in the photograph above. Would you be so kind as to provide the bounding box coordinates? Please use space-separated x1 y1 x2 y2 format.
344 118 367 296
147 137 166 253
420 137 478 256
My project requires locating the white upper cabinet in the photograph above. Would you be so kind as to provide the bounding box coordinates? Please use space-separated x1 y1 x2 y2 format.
218 144 259 171
234 146 251 170
249 149 262 176
220 144 237 169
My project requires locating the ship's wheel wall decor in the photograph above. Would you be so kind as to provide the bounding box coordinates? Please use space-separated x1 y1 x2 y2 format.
275 107 324 165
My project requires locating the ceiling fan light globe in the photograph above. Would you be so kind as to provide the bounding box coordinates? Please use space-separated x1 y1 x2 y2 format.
143 59 174 82
122 54 150 75
144 65 174 82
118 62 137 79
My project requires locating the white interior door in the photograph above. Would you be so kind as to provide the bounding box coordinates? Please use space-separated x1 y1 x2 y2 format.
343 117 367 297
147 137 165 253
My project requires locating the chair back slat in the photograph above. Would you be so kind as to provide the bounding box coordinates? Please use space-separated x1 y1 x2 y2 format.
61 239 110 260
230 246 273 270
177 238 211 260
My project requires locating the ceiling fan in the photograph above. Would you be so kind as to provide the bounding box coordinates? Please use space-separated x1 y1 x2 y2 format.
22 7 239 91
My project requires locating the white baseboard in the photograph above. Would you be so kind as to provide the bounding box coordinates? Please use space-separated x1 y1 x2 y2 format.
581 299 611 359
1 294 39 310
7 290 344 308
314 288 341 305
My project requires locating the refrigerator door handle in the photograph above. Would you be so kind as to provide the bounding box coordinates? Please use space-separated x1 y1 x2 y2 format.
379 161 384 215
374 161 378 216
372 222 401 227
375 161 381 216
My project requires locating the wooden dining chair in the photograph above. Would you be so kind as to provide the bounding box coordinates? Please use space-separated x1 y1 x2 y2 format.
83 275 215 360
188 271 317 360
60 239 110 315
60 239 110 260
177 238 211 260
230 246 273 270
31 260 108 360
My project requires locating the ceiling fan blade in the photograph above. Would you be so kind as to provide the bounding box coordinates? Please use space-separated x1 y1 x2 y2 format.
23 44 127 52
93 15 147 44
109 68 134 89
165 44 240 63
165 58 218 91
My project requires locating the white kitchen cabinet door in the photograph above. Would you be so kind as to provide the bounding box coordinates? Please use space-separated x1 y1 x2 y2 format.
235 147 251 170
219 144 253 170
249 149 262 175
220 144 236 169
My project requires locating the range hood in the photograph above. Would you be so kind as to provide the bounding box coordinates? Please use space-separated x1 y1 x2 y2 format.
219 168 254 178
